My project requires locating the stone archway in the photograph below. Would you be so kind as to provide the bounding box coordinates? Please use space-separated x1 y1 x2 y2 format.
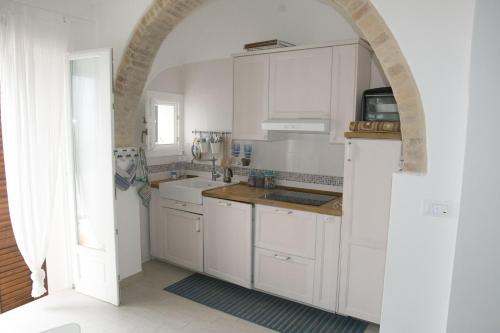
114 0 427 173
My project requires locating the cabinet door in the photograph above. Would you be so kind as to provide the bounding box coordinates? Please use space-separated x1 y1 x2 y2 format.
149 189 162 259
254 247 315 304
203 198 252 288
233 55 269 140
313 215 341 312
255 205 316 259
338 139 402 323
269 48 332 119
162 207 203 272
330 45 372 144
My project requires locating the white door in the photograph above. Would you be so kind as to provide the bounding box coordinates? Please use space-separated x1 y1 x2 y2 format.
338 139 401 323
203 198 252 288
162 207 203 272
68 48 119 306
269 47 333 119
233 54 269 140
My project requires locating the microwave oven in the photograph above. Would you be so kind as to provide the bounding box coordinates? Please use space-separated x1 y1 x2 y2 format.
362 87 400 122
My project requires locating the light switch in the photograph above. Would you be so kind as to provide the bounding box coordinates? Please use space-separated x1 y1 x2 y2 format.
422 200 454 218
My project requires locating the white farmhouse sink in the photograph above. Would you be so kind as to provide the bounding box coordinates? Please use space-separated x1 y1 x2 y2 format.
159 178 230 204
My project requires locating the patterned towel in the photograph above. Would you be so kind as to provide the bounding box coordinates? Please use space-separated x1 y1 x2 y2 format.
350 121 401 132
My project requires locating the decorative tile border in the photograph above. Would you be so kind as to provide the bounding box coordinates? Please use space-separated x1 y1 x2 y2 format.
148 162 343 187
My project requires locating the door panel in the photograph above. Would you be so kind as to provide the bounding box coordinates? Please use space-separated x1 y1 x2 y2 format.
233 55 269 140
162 207 203 272
69 48 119 306
338 139 402 323
255 205 316 259
269 48 333 119
254 247 315 304
203 198 252 288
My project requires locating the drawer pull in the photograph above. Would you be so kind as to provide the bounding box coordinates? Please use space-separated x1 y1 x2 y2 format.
175 202 187 207
274 254 291 261
217 201 232 207
274 209 292 215
195 219 201 232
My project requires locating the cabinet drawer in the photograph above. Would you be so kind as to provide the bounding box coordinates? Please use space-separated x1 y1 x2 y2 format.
255 205 316 259
161 198 203 215
254 247 315 304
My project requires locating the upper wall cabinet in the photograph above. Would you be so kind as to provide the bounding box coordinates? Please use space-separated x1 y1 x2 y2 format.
269 48 333 119
330 44 372 144
233 54 270 141
232 40 372 142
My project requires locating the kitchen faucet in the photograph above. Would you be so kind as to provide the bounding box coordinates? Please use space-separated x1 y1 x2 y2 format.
210 157 221 181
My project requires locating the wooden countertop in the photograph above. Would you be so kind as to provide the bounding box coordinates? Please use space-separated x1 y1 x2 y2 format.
150 175 198 189
203 183 342 216
344 131 402 140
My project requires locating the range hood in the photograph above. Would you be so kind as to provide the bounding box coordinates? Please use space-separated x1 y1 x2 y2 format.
261 119 330 133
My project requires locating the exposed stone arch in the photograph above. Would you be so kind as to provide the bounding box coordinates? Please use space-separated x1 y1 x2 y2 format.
114 0 427 173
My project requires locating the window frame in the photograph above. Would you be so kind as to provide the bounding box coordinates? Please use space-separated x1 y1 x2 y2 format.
145 91 183 157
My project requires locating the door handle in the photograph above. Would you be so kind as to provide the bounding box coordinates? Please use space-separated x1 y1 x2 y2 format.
346 140 352 162
274 254 291 261
195 219 201 232
274 209 292 215
217 201 232 207
175 202 187 207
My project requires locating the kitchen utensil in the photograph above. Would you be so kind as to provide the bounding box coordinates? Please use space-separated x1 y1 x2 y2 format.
223 167 233 183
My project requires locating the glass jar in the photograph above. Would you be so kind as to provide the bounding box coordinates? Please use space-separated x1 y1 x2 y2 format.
248 170 256 187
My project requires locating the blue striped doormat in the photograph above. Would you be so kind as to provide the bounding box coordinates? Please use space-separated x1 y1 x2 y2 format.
165 273 368 333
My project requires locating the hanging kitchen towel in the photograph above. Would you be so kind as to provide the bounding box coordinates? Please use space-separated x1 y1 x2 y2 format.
135 147 151 207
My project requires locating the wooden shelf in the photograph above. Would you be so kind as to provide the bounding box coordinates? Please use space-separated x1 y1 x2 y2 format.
344 131 402 140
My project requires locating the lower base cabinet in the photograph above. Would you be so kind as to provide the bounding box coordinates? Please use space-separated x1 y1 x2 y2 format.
161 207 203 272
254 248 315 304
313 215 341 312
254 205 341 312
203 197 253 288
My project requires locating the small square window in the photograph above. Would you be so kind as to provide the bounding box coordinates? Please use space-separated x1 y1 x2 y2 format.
146 92 183 157
155 103 177 145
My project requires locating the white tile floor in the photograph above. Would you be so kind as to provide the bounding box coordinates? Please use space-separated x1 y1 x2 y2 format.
0 261 379 333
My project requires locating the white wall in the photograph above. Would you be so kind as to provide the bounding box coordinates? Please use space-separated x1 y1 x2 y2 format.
446 1 500 331
93 0 152 72
372 1 476 332
147 0 358 85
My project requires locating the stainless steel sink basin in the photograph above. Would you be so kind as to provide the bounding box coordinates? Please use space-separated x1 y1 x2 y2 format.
159 178 230 204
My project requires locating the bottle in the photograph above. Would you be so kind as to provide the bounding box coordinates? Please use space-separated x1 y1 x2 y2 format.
248 170 256 187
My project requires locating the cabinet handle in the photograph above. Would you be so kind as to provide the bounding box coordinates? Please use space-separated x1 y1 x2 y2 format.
346 140 352 162
217 201 232 207
274 209 292 215
175 202 187 207
274 254 291 261
195 219 201 232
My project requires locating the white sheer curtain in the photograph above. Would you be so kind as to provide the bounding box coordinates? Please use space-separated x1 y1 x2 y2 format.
0 5 72 297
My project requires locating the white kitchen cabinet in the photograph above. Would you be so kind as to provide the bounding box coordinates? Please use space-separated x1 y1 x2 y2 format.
269 48 333 119
313 215 341 312
255 205 317 259
330 44 372 144
338 139 402 323
254 247 315 304
233 54 269 140
203 197 253 288
149 188 162 259
161 207 203 272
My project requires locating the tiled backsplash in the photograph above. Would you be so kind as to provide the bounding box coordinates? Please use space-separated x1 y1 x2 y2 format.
148 162 343 187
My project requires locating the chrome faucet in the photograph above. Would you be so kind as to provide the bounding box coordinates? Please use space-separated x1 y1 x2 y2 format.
210 157 221 181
